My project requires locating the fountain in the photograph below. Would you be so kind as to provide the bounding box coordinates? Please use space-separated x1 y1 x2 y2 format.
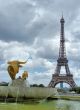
0 60 57 103
0 60 79 110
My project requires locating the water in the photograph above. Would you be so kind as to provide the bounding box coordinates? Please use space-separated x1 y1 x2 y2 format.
15 87 19 103
4 88 8 103
0 100 80 110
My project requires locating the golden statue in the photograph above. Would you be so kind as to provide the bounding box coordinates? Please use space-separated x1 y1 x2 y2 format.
7 60 27 80
22 71 28 80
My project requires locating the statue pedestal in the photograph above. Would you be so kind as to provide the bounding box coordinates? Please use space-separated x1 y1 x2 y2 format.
8 79 30 87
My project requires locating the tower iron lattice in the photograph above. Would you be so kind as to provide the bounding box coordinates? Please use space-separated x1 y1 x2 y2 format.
48 16 76 88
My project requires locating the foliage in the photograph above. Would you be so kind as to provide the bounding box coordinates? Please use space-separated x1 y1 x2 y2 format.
69 87 80 94
30 84 45 87
0 82 8 86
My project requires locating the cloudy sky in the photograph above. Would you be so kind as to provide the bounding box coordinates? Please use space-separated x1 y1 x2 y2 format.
0 0 80 87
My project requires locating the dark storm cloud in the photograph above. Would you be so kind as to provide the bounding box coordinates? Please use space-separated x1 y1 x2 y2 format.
0 1 58 44
0 0 80 44
0 1 37 43
0 0 80 62
34 0 80 19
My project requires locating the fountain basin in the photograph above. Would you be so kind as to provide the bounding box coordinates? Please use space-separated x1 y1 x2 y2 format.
0 86 57 99
0 79 57 102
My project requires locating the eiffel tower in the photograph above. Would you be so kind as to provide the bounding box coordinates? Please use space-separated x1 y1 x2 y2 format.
48 16 76 88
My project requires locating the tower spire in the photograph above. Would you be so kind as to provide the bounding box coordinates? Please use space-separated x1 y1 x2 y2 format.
59 16 66 58
61 12 63 19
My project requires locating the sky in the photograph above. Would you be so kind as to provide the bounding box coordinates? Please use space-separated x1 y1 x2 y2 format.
0 0 80 86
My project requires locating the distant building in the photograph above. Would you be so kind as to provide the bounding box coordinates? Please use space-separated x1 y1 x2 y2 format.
60 82 63 89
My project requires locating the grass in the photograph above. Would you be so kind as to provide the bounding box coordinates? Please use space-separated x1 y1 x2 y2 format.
0 102 56 110
0 99 80 110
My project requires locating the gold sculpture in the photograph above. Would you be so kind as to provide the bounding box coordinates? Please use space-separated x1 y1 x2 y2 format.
22 71 28 80
7 60 28 80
